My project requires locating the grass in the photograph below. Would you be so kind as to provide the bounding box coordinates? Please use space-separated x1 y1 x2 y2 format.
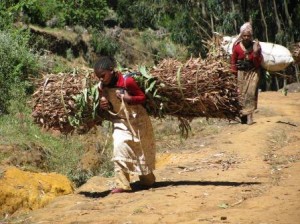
0 150 10 162
86 122 115 178
256 106 276 117
132 208 144 214
264 128 294 185
152 116 228 152
268 129 289 149
29 25 80 43
0 96 230 187
0 104 117 187
153 116 225 140
0 107 85 184
189 117 227 136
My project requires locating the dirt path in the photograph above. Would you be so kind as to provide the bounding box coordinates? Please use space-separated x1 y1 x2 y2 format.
11 92 300 224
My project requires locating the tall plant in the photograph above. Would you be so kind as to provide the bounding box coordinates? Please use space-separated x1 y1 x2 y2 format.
64 0 109 29
0 0 65 27
0 30 40 114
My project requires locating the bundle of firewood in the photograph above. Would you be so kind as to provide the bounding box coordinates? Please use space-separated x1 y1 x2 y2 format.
31 70 102 134
31 56 240 134
145 57 240 119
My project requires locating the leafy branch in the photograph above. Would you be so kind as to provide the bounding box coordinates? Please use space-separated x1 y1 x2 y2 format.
68 84 100 128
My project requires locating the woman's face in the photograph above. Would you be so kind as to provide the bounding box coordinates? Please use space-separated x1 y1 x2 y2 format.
241 30 253 47
95 69 113 85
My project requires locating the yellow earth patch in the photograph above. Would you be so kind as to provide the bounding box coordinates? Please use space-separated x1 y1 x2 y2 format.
0 166 74 217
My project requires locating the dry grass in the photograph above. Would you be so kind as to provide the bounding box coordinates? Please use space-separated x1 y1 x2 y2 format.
153 116 229 152
264 128 299 185
29 25 80 43
256 106 277 117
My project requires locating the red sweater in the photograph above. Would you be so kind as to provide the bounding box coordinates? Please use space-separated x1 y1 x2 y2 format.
231 42 263 73
115 72 146 104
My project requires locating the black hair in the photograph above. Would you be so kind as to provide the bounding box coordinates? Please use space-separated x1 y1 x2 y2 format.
94 56 116 71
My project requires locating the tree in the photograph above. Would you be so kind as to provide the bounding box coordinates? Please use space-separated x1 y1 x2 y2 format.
64 0 108 29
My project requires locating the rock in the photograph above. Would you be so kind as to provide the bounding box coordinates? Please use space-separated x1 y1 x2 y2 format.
0 166 74 217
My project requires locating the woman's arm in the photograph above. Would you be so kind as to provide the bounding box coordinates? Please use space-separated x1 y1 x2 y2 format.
231 45 239 73
252 42 263 68
120 77 146 104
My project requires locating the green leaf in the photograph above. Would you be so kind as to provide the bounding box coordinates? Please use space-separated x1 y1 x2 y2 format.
176 66 184 97
72 95 80 101
93 85 99 102
83 88 88 103
145 80 156 93
92 101 99 119
139 65 152 79
218 203 229 209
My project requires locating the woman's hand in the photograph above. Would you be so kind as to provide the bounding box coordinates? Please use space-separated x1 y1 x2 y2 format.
100 96 110 110
116 89 132 103
253 41 261 55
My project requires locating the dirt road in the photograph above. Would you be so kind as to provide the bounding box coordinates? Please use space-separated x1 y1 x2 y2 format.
10 91 300 224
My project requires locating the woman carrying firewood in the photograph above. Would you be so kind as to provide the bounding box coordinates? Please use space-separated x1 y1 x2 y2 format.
94 56 156 194
231 22 263 125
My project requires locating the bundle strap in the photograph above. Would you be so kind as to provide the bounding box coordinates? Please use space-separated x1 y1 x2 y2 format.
107 95 137 137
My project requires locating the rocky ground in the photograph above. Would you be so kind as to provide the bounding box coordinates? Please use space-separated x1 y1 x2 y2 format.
2 91 300 224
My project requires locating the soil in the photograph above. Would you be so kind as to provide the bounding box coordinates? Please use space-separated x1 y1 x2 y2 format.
6 91 300 224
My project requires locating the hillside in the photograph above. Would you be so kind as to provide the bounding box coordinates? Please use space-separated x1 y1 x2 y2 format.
3 91 300 224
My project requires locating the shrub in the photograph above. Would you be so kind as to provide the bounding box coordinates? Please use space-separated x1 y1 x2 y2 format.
0 7 14 30
64 0 108 29
0 109 86 186
140 30 188 61
66 48 75 61
0 29 40 114
90 30 120 57
116 0 157 29
0 0 65 27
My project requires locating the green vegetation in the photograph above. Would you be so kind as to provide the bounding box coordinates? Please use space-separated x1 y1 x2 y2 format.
0 105 82 173
0 0 108 28
68 84 100 128
90 29 120 56
113 0 300 55
0 29 40 114
0 102 115 186
0 0 299 187
64 0 108 29
2 0 299 56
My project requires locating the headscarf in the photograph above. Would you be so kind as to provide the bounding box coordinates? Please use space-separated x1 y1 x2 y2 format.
233 22 253 46
239 22 253 35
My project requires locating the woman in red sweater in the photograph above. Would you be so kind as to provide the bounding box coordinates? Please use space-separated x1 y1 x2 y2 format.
231 22 263 125
94 56 156 194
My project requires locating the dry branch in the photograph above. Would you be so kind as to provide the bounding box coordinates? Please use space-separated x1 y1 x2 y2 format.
31 54 241 135
146 57 241 119
30 70 101 134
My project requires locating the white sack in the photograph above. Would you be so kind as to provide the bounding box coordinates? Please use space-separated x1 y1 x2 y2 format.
221 36 294 72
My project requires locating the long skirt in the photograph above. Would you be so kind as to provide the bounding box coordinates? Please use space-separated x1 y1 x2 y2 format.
103 88 156 189
237 69 260 116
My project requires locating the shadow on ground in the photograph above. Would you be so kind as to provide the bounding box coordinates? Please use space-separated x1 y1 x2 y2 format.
79 180 261 198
